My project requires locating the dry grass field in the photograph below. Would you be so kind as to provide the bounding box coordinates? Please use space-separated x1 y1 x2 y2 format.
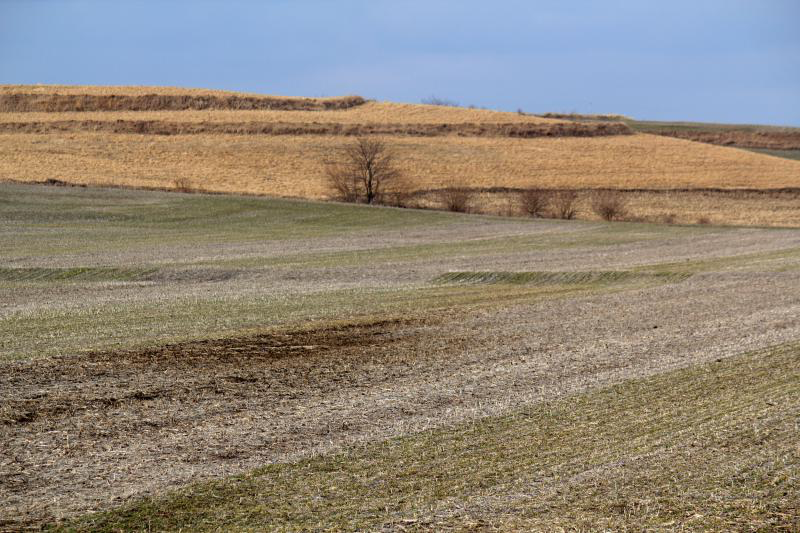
2 132 799 194
1 85 799 227
0 101 563 125
538 112 800 151
2 182 800 530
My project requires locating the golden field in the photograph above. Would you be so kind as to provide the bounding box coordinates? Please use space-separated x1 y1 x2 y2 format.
0 101 561 125
1 85 799 226
454 189 800 227
2 132 798 197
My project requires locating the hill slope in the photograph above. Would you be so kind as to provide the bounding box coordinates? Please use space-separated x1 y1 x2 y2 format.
1 85 799 225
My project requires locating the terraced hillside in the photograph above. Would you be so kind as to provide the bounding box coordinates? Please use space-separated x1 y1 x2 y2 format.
1 85 799 226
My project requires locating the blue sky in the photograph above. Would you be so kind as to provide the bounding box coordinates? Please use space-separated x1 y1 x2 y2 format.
1 0 798 125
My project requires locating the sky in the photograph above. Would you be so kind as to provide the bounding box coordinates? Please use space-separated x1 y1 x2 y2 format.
1 0 798 125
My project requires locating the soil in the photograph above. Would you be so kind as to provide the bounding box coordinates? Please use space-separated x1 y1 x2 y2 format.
2 269 800 528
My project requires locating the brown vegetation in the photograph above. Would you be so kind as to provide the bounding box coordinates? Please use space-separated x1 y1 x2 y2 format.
324 138 403 204
414 188 800 227
0 101 566 126
4 133 800 203
0 93 366 112
438 187 472 212
3 85 800 227
650 129 800 150
551 190 578 219
518 188 550 217
0 118 632 138
537 112 632 121
590 189 628 221
172 177 194 193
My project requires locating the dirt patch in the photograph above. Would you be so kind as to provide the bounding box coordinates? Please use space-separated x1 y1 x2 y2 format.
1 318 422 428
3 270 800 529
0 317 443 527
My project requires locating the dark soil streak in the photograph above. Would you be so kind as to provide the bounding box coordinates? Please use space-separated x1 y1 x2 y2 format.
1 317 449 527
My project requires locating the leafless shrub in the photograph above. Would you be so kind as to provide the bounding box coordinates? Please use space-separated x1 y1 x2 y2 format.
696 216 712 225
660 212 677 224
421 96 459 107
173 178 193 193
439 188 472 213
552 190 578 219
591 190 628 221
383 189 416 208
519 188 551 218
324 137 403 204
325 162 361 202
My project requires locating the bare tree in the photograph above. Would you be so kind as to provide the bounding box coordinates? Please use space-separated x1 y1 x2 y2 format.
324 137 402 204
421 96 459 107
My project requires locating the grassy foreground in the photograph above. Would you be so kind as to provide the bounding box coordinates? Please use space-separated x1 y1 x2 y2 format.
55 342 800 532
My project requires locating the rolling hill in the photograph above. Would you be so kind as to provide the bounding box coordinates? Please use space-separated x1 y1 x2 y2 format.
1 85 799 225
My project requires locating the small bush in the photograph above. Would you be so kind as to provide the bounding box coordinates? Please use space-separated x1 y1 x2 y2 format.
660 212 677 224
173 178 193 193
591 190 628 221
696 216 712 225
382 189 415 208
439 188 472 213
552 190 578 220
519 188 550 218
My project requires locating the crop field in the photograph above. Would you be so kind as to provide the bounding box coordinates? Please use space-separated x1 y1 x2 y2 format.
538 113 800 153
2 182 800 530
2 85 800 229
3 132 799 198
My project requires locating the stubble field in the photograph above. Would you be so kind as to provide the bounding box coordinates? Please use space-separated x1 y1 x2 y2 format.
1 182 799 530
2 85 800 228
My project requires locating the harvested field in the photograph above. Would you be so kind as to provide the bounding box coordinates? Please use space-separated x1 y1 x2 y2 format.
2 85 799 227
537 113 800 151
648 128 800 150
54 343 800 532
427 188 800 227
2 132 799 202
628 119 800 150
2 183 800 530
0 101 563 125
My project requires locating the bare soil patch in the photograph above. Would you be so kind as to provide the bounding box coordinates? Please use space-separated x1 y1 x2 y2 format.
3 267 800 528
0 318 438 527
